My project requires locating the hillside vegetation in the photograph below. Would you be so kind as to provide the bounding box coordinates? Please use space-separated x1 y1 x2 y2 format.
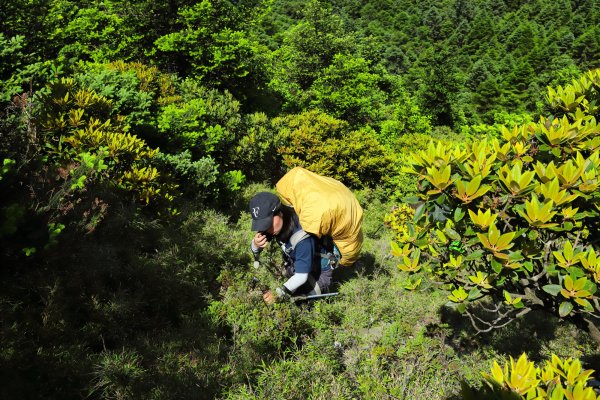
0 0 599 399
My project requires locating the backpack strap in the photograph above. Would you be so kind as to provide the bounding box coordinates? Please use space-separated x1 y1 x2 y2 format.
289 229 310 251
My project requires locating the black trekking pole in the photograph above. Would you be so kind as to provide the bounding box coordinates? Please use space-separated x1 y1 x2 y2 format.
292 292 339 302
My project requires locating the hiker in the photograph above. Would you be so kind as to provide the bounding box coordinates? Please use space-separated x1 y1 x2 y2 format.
249 191 337 303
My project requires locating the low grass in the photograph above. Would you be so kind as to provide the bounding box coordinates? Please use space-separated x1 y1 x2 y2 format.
2 187 596 399
214 191 599 399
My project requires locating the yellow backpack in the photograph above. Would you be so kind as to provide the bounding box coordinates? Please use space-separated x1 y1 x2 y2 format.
276 167 364 266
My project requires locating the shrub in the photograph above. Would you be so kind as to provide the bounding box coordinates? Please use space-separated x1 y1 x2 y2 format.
461 353 600 400
207 274 310 386
307 55 430 137
0 34 58 102
390 69 600 341
385 130 462 201
154 151 219 199
153 78 248 202
90 349 146 400
153 1 257 84
0 76 176 261
231 112 281 184
158 79 242 163
74 61 179 132
37 77 175 207
273 110 397 189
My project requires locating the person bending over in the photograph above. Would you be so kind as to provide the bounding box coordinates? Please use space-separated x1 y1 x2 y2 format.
248 192 336 303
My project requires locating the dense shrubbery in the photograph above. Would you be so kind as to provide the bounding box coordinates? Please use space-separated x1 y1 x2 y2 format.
0 205 251 399
153 0 260 85
0 33 58 102
2 1 600 399
273 110 397 189
389 69 600 341
387 129 463 200
73 61 179 132
0 75 175 266
305 54 432 138
156 81 241 159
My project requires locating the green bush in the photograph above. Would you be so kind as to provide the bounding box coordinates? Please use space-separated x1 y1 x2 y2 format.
0 75 176 263
232 112 281 184
0 34 57 102
154 150 219 199
90 349 146 400
390 69 600 340
273 110 397 189
308 55 430 135
53 4 137 64
0 206 243 399
37 77 175 207
74 61 179 132
158 99 226 153
386 130 461 201
461 353 600 400
153 0 257 84
158 79 242 160
155 78 247 200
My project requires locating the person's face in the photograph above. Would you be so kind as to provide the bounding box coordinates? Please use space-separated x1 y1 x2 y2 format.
266 213 283 235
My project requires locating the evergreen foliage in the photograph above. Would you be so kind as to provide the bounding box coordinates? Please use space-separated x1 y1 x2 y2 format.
273 110 397 188
1 0 600 398
390 70 600 340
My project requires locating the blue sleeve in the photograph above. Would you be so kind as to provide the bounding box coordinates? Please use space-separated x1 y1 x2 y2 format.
292 236 316 274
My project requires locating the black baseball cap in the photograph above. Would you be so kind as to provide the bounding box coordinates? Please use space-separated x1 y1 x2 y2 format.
249 192 281 231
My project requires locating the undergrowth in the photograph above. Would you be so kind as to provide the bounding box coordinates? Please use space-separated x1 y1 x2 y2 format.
1 186 597 399
211 189 599 399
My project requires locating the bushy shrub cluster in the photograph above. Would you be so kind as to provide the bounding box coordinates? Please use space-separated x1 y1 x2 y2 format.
387 130 462 200
390 69 600 338
273 110 397 189
37 77 175 207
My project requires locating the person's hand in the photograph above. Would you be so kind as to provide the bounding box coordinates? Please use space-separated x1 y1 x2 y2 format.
275 287 291 301
253 232 270 249
263 290 276 305
263 287 291 304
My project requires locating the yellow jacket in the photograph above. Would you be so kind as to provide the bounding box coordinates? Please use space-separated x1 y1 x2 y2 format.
276 167 363 266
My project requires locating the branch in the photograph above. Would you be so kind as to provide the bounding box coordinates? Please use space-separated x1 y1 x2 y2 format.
515 307 532 318
420 252 438 263
499 196 514 230
593 298 600 313
469 306 511 328
463 304 532 334
573 230 582 248
530 268 547 283
523 287 545 307
516 267 547 288
542 237 555 267
478 302 501 313
464 309 511 333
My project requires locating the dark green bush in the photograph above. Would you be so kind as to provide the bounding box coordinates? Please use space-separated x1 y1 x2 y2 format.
273 110 397 189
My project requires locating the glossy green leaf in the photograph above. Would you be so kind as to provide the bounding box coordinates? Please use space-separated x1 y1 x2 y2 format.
559 301 573 317
454 207 465 222
543 284 561 296
414 203 425 222
445 227 460 240
465 250 485 261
